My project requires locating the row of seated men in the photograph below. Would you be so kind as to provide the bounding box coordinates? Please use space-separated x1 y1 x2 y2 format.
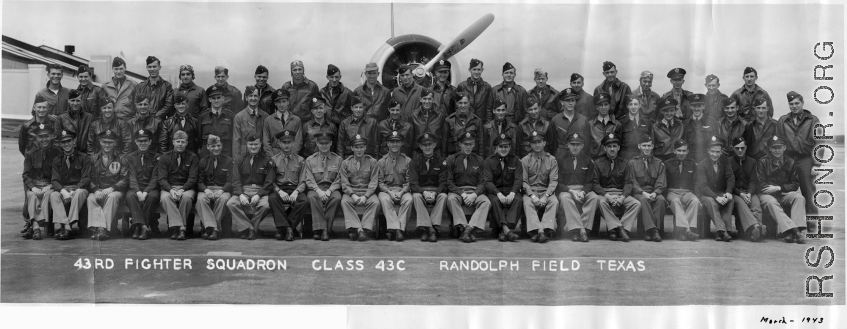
22 113 808 244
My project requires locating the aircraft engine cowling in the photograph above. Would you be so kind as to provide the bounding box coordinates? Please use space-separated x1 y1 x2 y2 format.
362 34 462 90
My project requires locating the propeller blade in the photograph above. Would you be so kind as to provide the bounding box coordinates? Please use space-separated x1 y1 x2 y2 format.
413 13 495 78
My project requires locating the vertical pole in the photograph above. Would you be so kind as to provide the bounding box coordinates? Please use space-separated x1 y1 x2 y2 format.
390 3 395 38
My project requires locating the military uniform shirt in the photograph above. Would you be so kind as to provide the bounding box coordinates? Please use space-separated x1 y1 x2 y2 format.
271 152 306 193
409 153 447 193
340 155 379 197
156 150 199 192
197 154 235 193
124 150 160 193
664 157 697 191
89 151 128 191
626 155 666 195
482 153 524 195
51 151 91 190
303 152 343 192
519 152 557 195
444 152 486 195
377 153 412 192
233 152 274 196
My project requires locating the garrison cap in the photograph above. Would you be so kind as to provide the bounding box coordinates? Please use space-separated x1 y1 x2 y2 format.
145 56 160 65
351 95 365 106
207 85 229 98
525 96 540 108
787 91 802 102
417 133 437 144
567 133 584 144
312 96 327 106
731 137 747 147
398 64 411 75
33 94 49 105
77 65 92 75
272 89 290 101
534 68 547 79
492 99 507 110
98 97 115 109
752 97 767 107
245 132 260 143
594 92 611 105
34 123 54 136
687 93 706 105
708 135 724 147
174 94 188 104
667 68 686 79
244 85 259 97
459 131 477 142
326 64 340 76
673 139 688 149
112 57 126 68
68 89 82 100
433 60 451 72
494 133 512 146
601 133 621 146
57 130 76 142
743 67 757 75
570 73 584 82
420 88 433 98
660 98 678 111
602 61 615 71
98 129 118 142
722 95 738 107
705 74 719 84
135 93 151 103
350 134 367 146
527 131 544 143
768 135 786 147
502 62 515 73
315 132 335 144
558 88 577 101
638 133 653 144
386 130 404 142
469 58 483 69
275 130 297 142
388 99 401 109
135 128 153 140
255 65 268 75
365 62 379 72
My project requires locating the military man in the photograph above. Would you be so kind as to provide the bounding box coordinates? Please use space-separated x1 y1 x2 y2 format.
320 64 353 124
455 59 494 122
251 65 276 115
661 68 693 120
550 88 590 159
75 65 107 119
754 136 807 244
593 61 632 120
127 94 163 153
48 131 90 239
619 95 653 160
569 73 595 118
34 63 70 115
160 95 201 154
86 98 132 155
339 135 380 241
521 132 559 243
528 68 559 120
481 99 519 157
592 134 637 242
627 134 667 242
587 92 622 159
206 66 243 112
729 137 766 242
392 64 428 120
303 132 343 241
137 56 174 120
22 124 62 240
409 133 448 242
195 135 236 241
431 60 457 115
776 91 820 214
682 93 720 163
444 92 482 155
353 62 391 121
410 89 447 157
262 89 303 157
482 133 524 242
174 64 207 116
86 129 128 241
445 132 491 243
557 133 601 242
696 136 736 242
376 100 413 157
268 130 309 241
157 130 199 241
19 94 60 155
198 86 236 158
124 129 161 240
233 86 269 160
633 71 660 121
102 57 137 121
663 140 702 241
282 60 321 122
377 131 414 241
652 98 684 161
719 95 749 156
226 133 274 240
517 96 556 158
491 62 529 123
337 96 378 158
301 95 338 157
703 74 728 121
731 67 774 120
743 97 778 160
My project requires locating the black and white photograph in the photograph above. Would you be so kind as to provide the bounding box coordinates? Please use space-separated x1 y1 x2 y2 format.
1 0 844 327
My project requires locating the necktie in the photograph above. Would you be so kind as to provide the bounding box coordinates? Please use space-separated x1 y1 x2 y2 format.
463 157 468 170
713 161 718 174
391 157 400 182
679 162 682 175
180 116 186 128
102 154 110 167
283 156 289 174
610 159 615 172
65 156 71 169
177 154 181 167
141 154 144 167
643 158 649 173
322 156 327 173
354 159 360 173
573 158 577 170
500 158 505 170
250 155 254 167
214 157 218 170
425 157 430 172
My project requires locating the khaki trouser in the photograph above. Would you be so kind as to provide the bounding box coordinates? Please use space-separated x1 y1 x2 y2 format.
50 187 88 225
597 190 637 232
379 187 413 230
733 194 762 231
226 185 270 232
195 187 231 230
160 189 196 228
558 185 600 231
412 189 447 228
307 189 341 231
523 193 558 232
87 191 123 230
341 192 380 230
701 196 734 232
760 191 807 234
26 187 53 224
447 186 491 229
666 189 701 229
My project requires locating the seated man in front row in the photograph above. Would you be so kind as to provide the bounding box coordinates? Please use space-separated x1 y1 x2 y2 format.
87 129 128 241
754 135 807 244
445 132 491 243
195 134 238 240
593 133 636 242
23 124 63 240
377 131 414 242
124 128 160 240
483 133 524 242
627 134 667 242
339 134 380 241
226 133 273 240
303 132 343 241
557 133 601 242
269 130 309 241
521 131 557 243
729 137 766 242
663 140 702 241
409 133 448 242
696 136 736 242
158 130 199 241
49 130 90 240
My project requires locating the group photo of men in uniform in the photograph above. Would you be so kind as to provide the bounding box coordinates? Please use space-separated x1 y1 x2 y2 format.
19 57 819 245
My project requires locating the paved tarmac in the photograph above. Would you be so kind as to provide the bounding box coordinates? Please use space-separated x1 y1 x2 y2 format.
1 139 844 305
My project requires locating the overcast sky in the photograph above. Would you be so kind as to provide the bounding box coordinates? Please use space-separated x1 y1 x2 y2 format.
2 1 842 119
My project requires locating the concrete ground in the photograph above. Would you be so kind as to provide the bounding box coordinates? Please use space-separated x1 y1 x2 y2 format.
1 139 844 305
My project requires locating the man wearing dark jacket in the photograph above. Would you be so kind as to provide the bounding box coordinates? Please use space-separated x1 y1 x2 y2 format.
157 130 199 241
455 59 494 122
491 62 529 123
777 91 821 214
445 132 490 243
124 129 161 240
696 137 736 242
320 64 353 124
754 135 806 244
226 133 274 240
593 61 632 120
409 133 448 242
86 129 128 241
195 135 237 241
48 131 90 240
482 134 524 242
137 56 174 120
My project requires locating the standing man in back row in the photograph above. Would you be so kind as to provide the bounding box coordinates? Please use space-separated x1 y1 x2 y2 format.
491 62 529 123
392 64 427 120
593 61 632 120
102 57 137 121
354 62 391 121
282 60 321 123
456 59 494 122
137 56 174 120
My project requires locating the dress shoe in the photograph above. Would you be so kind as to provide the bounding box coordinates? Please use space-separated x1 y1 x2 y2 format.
531 233 539 242
201 227 209 239
579 231 589 242
396 230 405 242
58 228 70 240
246 228 256 240
619 228 630 242
721 231 732 242
171 229 179 240
749 225 761 242
32 228 43 240
783 231 795 243
469 229 477 242
175 229 186 241
321 230 330 241
652 230 662 242
794 228 805 244
608 231 618 241
132 226 141 239
275 228 284 241
538 231 549 243
348 229 358 241
506 231 518 242
386 230 394 241
285 227 294 241
644 233 653 242
21 222 32 234
572 232 580 242
428 228 438 242
23 226 34 239
314 230 322 240
760 225 767 239
459 226 472 243
686 231 699 241
358 229 369 242
498 231 507 242
138 227 151 240
98 228 110 241
419 228 429 242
